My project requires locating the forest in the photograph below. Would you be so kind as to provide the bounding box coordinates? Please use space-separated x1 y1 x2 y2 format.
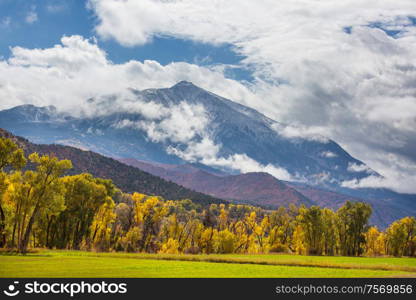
0 137 415 257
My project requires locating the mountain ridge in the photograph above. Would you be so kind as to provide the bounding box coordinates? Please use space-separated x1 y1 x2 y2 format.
0 81 376 186
118 157 413 227
118 157 313 207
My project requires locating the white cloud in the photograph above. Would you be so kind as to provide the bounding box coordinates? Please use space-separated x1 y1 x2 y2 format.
0 35 293 181
321 151 337 158
342 174 416 195
46 3 67 13
169 143 293 181
342 151 416 194
114 101 209 144
347 162 371 173
87 0 416 193
0 35 254 115
272 123 329 143
203 153 293 181
25 6 38 24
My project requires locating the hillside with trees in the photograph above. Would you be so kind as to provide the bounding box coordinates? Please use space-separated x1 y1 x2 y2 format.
0 136 415 256
0 128 224 206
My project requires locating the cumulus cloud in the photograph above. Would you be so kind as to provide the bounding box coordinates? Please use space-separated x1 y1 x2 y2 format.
0 35 255 115
86 0 416 193
0 35 292 180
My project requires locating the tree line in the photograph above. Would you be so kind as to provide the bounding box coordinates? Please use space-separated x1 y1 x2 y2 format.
0 137 415 256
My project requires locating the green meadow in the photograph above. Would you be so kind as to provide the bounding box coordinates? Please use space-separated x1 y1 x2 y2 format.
1 250 415 278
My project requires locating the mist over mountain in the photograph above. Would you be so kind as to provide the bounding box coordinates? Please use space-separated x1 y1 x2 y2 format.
0 81 375 187
1 81 414 227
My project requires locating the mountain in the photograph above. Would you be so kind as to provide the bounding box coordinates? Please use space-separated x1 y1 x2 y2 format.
0 81 414 226
119 158 313 207
0 128 224 206
118 158 411 227
0 81 376 187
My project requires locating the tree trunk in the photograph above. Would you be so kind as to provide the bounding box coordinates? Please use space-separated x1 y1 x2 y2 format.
0 204 6 247
19 203 40 254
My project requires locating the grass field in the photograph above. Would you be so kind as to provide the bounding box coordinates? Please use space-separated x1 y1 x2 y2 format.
1 250 415 278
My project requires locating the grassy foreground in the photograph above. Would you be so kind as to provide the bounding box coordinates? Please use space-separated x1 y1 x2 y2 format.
1 250 415 278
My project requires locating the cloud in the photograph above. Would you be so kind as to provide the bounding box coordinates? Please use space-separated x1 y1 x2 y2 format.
25 6 38 24
113 101 209 144
46 2 67 13
202 153 293 181
86 0 416 193
272 123 329 143
110 97 293 180
0 35 292 180
0 35 255 115
321 151 337 158
347 162 371 173
168 141 293 181
342 151 416 194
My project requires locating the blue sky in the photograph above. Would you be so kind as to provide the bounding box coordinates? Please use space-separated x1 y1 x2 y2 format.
0 0 252 81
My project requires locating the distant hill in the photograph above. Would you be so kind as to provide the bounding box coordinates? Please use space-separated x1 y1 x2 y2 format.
119 157 413 228
119 158 313 207
0 128 225 205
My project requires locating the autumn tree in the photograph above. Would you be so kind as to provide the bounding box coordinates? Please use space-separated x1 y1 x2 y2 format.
0 138 26 247
365 226 382 256
298 206 324 255
90 198 116 251
292 225 306 255
13 153 72 253
47 174 115 249
386 217 416 257
337 201 372 256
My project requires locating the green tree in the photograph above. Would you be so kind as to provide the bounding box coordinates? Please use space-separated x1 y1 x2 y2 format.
337 201 372 256
298 206 324 255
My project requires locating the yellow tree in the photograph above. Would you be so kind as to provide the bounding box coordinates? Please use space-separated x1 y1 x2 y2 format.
16 153 72 253
90 198 116 251
364 226 381 256
49 174 114 249
0 137 26 247
386 217 416 257
132 193 168 252
232 220 250 253
292 225 306 255
218 204 229 230
214 229 236 253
